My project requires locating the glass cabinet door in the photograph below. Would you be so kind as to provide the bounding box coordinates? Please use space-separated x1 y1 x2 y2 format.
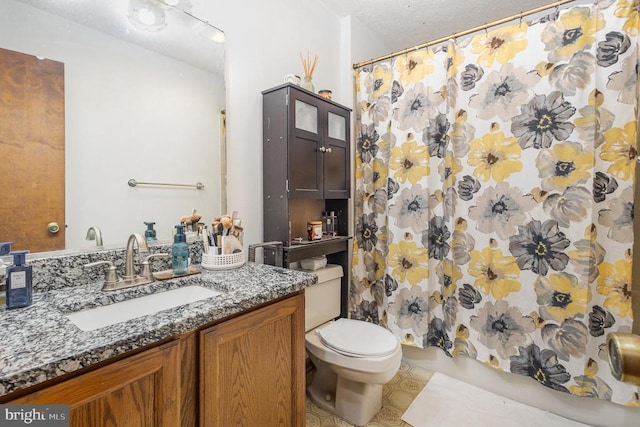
295 99 318 134
327 112 346 141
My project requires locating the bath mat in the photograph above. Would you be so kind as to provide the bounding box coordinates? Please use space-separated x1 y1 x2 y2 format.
402 372 593 427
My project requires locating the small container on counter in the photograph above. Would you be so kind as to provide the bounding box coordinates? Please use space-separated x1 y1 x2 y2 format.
307 221 323 241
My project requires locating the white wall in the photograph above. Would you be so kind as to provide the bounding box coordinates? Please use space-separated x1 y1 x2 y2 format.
1 0 225 248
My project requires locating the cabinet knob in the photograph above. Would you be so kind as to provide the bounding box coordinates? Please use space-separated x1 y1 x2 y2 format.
325 147 332 153
319 146 332 153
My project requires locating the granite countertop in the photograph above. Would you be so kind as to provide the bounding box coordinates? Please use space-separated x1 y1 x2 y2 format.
0 263 317 398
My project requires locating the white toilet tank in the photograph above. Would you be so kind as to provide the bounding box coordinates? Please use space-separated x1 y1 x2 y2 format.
304 264 343 332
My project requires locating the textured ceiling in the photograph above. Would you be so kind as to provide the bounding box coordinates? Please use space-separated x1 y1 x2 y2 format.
319 0 566 53
14 0 225 75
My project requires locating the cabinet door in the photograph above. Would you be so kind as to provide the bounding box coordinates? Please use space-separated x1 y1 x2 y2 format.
9 341 181 427
323 105 350 199
289 90 323 198
200 293 305 427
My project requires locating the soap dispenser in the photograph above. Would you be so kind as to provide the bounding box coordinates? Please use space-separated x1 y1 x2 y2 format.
144 221 157 243
6 250 32 309
172 224 189 275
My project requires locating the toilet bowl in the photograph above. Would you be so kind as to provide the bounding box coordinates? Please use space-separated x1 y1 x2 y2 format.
303 265 402 426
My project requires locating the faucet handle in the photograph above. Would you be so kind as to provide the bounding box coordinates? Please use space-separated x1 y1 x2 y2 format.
84 260 120 286
141 253 169 280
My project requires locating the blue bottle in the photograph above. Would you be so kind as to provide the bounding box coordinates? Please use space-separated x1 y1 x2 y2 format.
172 224 189 275
6 250 32 309
144 221 157 243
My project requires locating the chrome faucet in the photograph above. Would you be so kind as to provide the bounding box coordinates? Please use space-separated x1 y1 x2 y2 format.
86 226 103 246
84 232 167 291
123 233 149 280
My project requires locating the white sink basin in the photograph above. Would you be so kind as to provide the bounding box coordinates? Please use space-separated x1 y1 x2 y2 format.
65 285 223 331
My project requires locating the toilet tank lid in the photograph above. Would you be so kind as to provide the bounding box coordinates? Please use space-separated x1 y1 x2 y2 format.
312 264 343 283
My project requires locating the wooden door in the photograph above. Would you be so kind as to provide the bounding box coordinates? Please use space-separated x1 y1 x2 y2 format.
9 341 181 426
200 293 306 427
0 47 65 252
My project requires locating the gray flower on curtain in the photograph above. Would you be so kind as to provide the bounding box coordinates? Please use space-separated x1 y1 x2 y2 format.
389 185 431 233
357 123 380 162
508 219 570 275
458 283 482 309
355 213 379 252
598 186 634 243
592 172 618 203
457 175 481 201
387 286 430 335
469 63 540 121
549 51 595 96
460 64 484 91
394 83 444 131
596 31 631 67
424 318 453 357
470 300 535 359
511 91 576 149
391 80 404 103
468 182 537 240
510 343 571 393
588 305 616 337
541 319 588 361
353 299 380 324
423 216 451 260
569 225 606 284
422 113 451 158
605 47 639 105
387 177 401 200
384 274 399 297
542 186 591 228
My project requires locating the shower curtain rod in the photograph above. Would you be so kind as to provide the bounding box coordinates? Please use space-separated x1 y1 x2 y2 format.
352 0 577 69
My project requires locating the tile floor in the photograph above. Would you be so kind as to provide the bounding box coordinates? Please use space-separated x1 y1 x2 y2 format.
305 361 434 427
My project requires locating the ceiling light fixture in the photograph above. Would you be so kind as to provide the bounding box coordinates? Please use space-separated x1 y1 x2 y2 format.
128 0 167 32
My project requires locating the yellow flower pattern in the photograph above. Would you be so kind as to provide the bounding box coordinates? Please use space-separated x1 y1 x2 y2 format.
468 247 521 300
353 2 638 406
597 255 633 317
471 24 528 67
387 239 429 286
468 127 523 182
389 135 430 184
601 121 637 180
395 50 435 85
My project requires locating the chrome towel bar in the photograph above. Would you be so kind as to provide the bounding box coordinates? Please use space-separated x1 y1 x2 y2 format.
128 179 205 190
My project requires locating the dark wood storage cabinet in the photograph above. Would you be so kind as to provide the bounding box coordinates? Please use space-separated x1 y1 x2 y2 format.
262 84 351 316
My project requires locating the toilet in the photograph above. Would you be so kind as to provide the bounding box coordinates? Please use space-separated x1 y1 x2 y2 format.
304 264 402 426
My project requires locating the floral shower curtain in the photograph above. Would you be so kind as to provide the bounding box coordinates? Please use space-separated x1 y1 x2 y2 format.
352 0 640 405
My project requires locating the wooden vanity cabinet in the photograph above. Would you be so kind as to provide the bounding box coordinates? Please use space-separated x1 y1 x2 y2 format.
9 340 181 427
4 292 305 427
200 292 305 427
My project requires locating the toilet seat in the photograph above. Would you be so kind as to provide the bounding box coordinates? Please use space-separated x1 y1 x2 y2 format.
316 318 398 358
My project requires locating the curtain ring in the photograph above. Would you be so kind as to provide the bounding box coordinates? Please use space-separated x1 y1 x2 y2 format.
484 25 488 36
519 12 523 28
